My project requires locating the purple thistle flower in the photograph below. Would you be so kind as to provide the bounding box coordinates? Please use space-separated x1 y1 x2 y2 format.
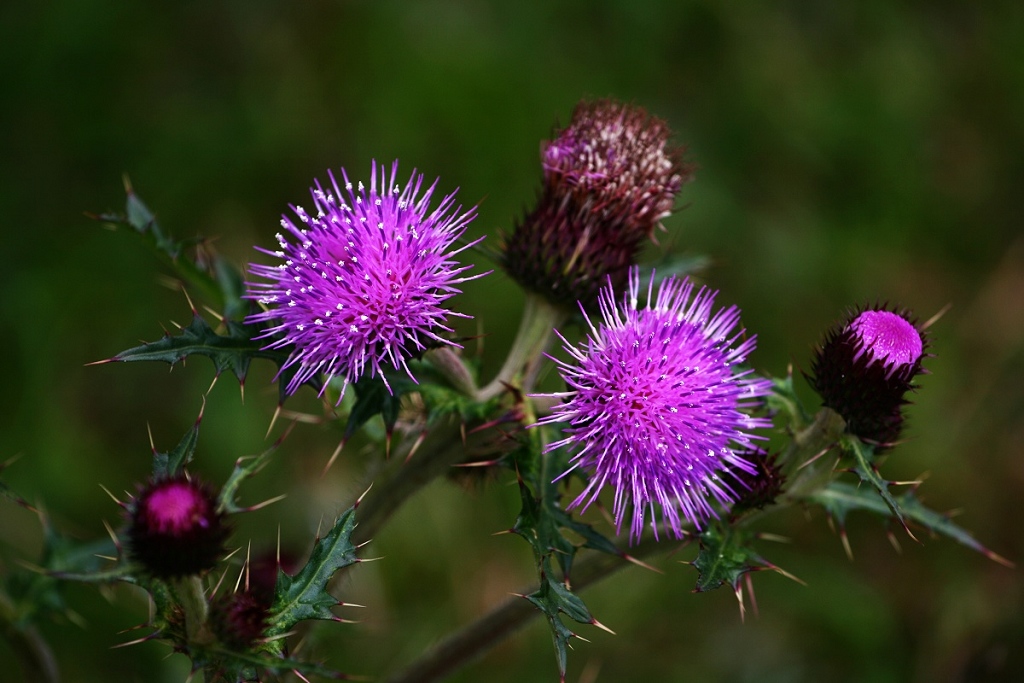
127 476 230 579
246 160 484 396
809 306 927 448
536 269 772 541
502 100 693 309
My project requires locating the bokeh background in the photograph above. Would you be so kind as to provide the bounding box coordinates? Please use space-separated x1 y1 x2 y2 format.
2 1 1023 681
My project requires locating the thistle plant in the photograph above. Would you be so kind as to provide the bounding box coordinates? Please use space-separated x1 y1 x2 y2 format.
0 98 1010 683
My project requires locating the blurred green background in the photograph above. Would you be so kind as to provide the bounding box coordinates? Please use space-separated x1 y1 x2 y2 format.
2 1 1023 681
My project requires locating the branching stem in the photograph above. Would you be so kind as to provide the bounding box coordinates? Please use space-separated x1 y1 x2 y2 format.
384 407 845 683
477 294 568 401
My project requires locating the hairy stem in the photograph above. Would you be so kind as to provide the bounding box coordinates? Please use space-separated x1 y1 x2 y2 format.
779 407 846 500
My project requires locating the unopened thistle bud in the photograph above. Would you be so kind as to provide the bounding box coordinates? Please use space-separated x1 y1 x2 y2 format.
808 307 927 449
729 448 785 513
502 99 693 309
210 591 270 650
127 476 230 579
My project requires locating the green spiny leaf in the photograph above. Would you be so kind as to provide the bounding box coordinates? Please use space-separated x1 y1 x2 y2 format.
106 314 276 382
217 436 282 515
6 511 121 626
522 557 600 681
153 406 204 479
30 517 130 610
417 380 501 427
341 376 410 444
266 505 360 638
809 480 1012 566
93 182 246 320
190 644 349 683
692 525 771 593
512 475 624 578
99 313 320 401
841 435 911 536
512 443 620 678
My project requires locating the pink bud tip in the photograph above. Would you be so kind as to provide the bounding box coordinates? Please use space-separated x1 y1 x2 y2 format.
850 310 923 368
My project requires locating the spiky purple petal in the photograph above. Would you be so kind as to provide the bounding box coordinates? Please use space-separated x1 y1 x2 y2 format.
536 269 772 541
246 160 484 397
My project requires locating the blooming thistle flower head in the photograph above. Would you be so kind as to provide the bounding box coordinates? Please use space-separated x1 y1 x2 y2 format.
127 476 230 579
246 160 483 397
502 100 693 310
808 306 927 448
535 269 772 541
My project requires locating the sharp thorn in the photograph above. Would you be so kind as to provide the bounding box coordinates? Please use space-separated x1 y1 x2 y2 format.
321 439 346 477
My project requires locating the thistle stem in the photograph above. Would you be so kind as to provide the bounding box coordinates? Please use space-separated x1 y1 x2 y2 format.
384 407 845 683
174 575 212 645
477 294 568 402
0 593 60 683
351 416 494 547
383 534 665 683
779 407 847 500
353 293 568 545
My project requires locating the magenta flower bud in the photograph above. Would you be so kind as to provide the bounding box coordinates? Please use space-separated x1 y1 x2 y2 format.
502 99 693 309
808 307 927 448
246 160 484 397
535 269 772 541
127 476 230 579
210 591 271 650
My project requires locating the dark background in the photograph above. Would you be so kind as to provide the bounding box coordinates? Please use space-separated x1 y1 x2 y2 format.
2 1 1022 681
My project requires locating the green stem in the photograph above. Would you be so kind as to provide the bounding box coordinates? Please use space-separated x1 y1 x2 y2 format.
0 593 60 683
778 407 847 501
383 533 664 683
477 294 568 401
174 576 212 645
351 416 494 547
355 294 566 544
384 408 846 683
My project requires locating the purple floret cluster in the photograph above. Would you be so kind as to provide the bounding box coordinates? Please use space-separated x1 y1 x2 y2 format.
536 269 773 541
246 160 483 396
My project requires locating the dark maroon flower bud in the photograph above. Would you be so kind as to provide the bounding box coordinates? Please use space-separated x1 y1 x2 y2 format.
210 591 271 650
502 99 693 309
246 550 300 608
127 476 230 579
730 449 785 513
808 307 927 449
